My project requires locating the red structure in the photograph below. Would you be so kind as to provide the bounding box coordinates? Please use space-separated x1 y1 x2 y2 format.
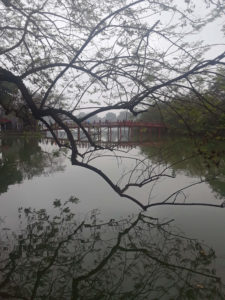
0 118 12 131
41 120 166 131
40 120 167 142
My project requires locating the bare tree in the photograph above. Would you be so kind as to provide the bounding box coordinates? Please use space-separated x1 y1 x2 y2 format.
0 0 225 209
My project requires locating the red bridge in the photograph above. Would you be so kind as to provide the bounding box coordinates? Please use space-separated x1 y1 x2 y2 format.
41 120 167 142
41 120 166 130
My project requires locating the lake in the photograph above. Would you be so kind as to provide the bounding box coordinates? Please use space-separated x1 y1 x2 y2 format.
0 134 224 299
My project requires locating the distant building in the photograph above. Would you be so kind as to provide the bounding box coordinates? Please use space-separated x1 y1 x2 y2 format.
0 106 23 131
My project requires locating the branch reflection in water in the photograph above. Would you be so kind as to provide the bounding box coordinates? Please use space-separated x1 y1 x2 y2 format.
0 198 224 300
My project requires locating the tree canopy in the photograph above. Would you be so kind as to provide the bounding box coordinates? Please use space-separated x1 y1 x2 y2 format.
139 68 225 135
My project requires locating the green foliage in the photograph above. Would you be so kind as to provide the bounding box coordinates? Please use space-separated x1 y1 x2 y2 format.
0 81 18 113
68 195 79 204
0 81 17 95
53 198 61 207
139 69 225 136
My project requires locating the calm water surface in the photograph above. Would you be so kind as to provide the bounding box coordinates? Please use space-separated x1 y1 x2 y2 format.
0 135 224 299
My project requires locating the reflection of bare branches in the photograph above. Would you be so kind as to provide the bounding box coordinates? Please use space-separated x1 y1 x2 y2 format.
0 199 224 299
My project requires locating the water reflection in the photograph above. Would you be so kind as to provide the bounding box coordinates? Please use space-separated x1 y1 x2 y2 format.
0 198 224 300
0 136 66 194
141 137 225 199
45 129 163 150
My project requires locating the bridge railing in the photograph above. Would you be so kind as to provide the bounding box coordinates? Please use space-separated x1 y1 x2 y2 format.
40 120 166 130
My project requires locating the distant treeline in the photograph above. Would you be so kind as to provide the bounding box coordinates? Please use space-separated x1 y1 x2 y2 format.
139 68 225 136
77 111 133 123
